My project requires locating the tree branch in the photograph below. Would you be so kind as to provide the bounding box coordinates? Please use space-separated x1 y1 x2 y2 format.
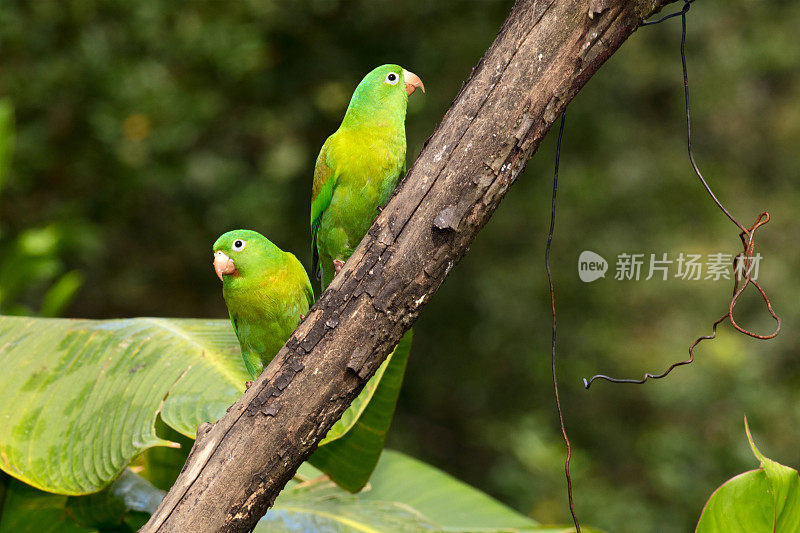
142 0 677 530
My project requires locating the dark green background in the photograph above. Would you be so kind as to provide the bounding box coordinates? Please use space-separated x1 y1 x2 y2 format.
1 1 799 531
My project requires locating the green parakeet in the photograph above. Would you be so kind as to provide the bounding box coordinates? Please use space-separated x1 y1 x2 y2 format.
213 229 313 382
311 64 424 289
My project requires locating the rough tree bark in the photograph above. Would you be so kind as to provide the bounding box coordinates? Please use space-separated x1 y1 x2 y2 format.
142 0 677 531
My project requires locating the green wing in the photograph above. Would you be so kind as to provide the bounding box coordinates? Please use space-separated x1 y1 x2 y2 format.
310 140 337 280
228 310 259 378
228 310 239 338
288 251 317 307
304 280 315 307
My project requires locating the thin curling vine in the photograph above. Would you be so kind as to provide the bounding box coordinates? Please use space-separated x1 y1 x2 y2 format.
583 0 780 389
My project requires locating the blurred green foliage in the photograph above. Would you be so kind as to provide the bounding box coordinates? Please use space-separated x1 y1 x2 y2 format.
1 1 799 531
0 99 84 315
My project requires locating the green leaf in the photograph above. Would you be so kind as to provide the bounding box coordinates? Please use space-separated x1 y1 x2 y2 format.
0 316 247 494
696 418 800 532
260 449 551 532
0 474 97 533
65 469 165 529
0 468 164 533
309 330 413 492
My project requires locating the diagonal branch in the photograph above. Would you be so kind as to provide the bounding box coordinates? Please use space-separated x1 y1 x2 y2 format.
142 0 677 530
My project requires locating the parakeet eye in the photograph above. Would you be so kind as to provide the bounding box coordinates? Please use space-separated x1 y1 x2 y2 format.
232 239 245 252
384 72 399 85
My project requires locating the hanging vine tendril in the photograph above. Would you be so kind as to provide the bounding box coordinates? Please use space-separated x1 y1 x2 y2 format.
546 111 580 531
582 0 781 389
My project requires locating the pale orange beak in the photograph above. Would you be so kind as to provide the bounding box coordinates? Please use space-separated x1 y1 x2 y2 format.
402 68 425 96
214 250 236 281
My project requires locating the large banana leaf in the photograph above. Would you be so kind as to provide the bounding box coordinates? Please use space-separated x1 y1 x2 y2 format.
309 329 413 492
0 315 407 495
0 450 599 533
264 449 600 532
0 316 246 494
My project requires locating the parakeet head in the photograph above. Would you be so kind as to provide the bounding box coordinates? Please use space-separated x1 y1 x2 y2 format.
342 64 424 127
213 229 282 285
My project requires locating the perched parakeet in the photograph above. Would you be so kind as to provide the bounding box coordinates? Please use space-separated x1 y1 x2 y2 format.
311 64 424 289
213 229 314 382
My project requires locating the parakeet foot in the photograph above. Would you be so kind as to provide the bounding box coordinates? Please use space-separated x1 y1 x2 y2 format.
245 380 254 390
294 474 331 489
333 259 345 276
298 313 305 326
